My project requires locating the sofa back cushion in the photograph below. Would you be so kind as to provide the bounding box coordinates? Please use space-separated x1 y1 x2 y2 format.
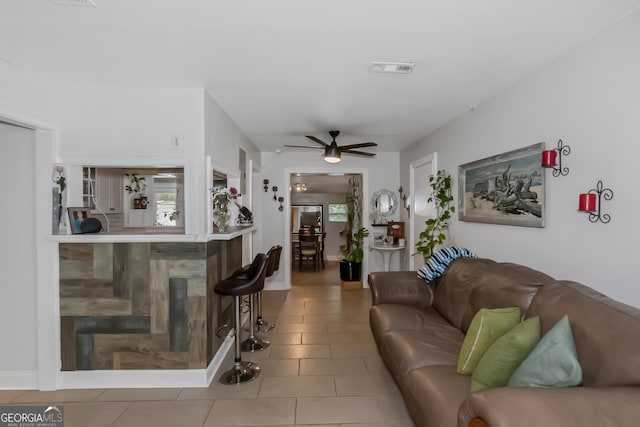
432 258 496 328
526 281 640 387
432 258 553 331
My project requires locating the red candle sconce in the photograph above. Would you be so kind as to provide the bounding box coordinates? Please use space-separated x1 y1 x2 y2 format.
579 180 613 224
541 139 570 177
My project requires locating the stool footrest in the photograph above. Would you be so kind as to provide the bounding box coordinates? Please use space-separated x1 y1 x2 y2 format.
219 361 260 385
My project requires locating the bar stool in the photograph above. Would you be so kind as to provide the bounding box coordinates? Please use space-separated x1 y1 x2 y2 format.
255 245 282 332
214 253 268 384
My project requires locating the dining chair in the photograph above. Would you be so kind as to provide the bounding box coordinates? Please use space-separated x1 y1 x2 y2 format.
298 234 320 271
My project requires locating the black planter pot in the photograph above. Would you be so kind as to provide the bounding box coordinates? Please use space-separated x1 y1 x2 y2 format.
339 260 362 281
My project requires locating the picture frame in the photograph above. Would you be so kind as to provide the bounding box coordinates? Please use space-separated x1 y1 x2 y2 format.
458 143 545 228
67 207 91 234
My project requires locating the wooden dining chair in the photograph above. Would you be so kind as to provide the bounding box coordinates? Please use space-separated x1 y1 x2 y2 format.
298 234 320 271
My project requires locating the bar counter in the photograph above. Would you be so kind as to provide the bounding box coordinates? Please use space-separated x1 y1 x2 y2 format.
57 232 250 372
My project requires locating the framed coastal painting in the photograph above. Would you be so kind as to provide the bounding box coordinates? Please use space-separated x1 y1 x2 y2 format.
458 143 545 228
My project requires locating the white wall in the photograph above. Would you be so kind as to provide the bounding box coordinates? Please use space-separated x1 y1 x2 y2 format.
400 10 640 307
260 151 400 288
0 122 38 378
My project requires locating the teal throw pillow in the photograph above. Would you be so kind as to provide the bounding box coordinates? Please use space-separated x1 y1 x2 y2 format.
508 315 582 387
471 317 540 392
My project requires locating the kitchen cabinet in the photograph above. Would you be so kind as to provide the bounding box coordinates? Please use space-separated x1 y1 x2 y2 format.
83 167 123 214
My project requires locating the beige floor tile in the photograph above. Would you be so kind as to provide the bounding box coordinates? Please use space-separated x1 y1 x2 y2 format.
276 323 328 333
277 315 304 324
13 389 105 403
303 314 345 323
269 332 302 344
96 388 181 402
296 396 385 424
112 400 213 427
330 343 379 358
241 346 273 361
269 344 331 359
204 398 296 426
335 375 402 397
64 402 129 427
0 390 25 403
342 423 414 427
302 332 373 345
303 301 345 315
258 376 336 398
178 376 262 400
327 322 372 333
248 359 300 376
300 358 368 376
376 395 412 423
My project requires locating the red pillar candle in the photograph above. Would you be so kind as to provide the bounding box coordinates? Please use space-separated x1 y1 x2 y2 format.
541 150 557 167
578 193 597 212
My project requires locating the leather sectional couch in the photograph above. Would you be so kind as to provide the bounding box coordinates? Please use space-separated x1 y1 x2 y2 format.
368 258 640 427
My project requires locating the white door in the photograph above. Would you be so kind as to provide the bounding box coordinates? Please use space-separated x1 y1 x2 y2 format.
409 153 437 271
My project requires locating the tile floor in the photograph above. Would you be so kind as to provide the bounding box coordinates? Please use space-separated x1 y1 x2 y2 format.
0 262 414 427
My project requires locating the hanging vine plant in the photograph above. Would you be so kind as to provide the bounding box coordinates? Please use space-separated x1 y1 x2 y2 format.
414 170 455 260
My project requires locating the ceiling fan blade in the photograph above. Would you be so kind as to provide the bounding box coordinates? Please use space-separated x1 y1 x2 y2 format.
283 145 324 149
342 149 377 157
339 142 378 150
305 135 330 147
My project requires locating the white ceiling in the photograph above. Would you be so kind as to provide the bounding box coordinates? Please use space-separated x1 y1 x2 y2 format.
2 1 639 154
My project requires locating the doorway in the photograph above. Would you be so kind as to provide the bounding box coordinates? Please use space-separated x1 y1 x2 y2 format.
409 153 437 271
283 168 368 288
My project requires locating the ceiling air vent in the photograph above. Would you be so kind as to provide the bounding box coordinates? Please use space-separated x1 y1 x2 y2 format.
49 0 96 7
369 61 415 74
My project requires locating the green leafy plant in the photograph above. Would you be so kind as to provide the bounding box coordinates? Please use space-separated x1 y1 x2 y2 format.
415 170 455 259
125 173 147 194
339 176 370 262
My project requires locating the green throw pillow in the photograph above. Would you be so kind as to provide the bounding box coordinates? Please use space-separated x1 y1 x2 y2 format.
457 307 521 374
471 317 540 392
508 315 582 387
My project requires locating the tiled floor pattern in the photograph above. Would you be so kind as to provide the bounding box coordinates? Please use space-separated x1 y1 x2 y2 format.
0 262 414 427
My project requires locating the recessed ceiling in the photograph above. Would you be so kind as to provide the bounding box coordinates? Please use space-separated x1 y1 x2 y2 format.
1 1 639 153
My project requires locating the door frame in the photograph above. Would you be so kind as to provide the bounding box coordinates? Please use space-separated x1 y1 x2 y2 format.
282 167 369 289
409 153 437 270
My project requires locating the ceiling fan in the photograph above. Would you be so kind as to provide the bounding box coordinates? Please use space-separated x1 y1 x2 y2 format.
284 130 377 163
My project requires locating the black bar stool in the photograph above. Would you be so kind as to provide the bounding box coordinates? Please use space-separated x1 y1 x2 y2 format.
214 253 268 384
255 245 282 332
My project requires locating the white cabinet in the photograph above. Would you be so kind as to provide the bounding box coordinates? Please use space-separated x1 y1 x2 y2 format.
83 168 123 214
95 170 123 214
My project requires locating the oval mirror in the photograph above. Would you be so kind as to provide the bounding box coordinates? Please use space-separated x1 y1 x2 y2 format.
371 189 398 222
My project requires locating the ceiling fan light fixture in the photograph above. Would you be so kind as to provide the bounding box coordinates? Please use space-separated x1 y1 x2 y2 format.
324 146 341 164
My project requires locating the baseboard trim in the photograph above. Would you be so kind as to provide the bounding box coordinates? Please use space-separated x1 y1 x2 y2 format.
206 330 234 385
0 371 38 390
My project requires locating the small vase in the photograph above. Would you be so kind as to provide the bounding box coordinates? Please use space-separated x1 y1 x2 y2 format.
214 208 231 232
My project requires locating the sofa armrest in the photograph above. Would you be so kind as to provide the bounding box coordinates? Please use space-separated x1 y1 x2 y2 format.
368 271 433 309
458 386 640 427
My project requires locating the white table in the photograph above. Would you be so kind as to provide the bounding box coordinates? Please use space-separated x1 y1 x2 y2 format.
370 244 405 271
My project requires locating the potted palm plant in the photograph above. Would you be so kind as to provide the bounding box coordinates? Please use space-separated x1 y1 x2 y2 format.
339 176 369 281
415 170 455 261
125 173 148 209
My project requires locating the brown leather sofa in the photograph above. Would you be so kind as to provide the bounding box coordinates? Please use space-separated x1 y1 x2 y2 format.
368 258 640 427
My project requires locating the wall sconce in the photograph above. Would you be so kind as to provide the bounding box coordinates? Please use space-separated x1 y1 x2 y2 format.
295 183 307 192
263 179 270 192
399 186 409 218
278 196 284 211
578 180 613 223
542 139 571 177
272 185 278 201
